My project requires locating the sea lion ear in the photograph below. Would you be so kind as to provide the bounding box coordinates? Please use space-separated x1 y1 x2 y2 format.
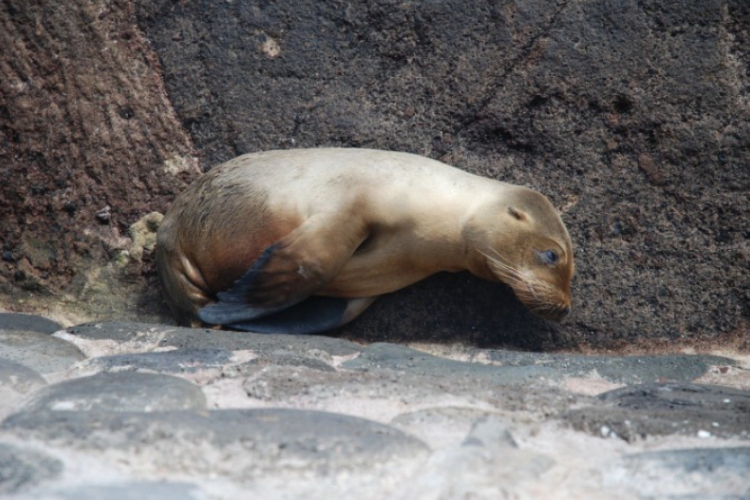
508 206 527 221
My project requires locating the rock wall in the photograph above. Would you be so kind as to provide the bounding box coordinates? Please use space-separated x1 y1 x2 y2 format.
2 0 749 350
0 0 200 320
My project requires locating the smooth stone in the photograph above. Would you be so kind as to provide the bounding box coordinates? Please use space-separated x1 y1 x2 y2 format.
2 408 430 479
0 443 62 494
0 358 46 394
461 416 519 448
401 416 554 498
19 482 208 500
618 447 750 497
83 348 236 374
341 343 558 384
85 347 336 376
484 349 735 384
564 383 750 441
0 330 85 374
66 321 363 357
14 372 206 414
391 407 503 450
0 313 62 334
626 446 750 472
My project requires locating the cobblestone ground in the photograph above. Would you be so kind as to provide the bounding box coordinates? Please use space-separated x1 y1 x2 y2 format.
1 313 749 499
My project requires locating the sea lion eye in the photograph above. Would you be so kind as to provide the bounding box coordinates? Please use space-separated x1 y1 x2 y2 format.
538 250 559 265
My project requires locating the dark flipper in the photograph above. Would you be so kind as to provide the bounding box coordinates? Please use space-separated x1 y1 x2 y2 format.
197 300 295 325
227 296 349 335
213 243 279 304
197 243 299 325
198 213 369 330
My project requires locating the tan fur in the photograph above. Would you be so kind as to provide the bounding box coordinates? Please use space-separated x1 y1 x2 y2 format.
156 148 574 326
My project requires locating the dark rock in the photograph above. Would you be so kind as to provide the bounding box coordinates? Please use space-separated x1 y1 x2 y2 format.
0 329 85 374
0 443 62 494
0 314 62 334
483 349 734 384
598 382 750 410
341 343 558 384
131 0 750 348
342 343 731 387
2 408 430 479
66 321 363 357
564 383 750 441
12 372 206 414
0 0 198 323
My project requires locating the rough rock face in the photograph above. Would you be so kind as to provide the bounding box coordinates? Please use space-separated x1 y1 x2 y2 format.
3 0 749 349
0 0 200 320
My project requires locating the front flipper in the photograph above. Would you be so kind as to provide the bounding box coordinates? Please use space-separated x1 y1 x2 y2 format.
228 296 379 335
198 212 369 327
197 243 298 325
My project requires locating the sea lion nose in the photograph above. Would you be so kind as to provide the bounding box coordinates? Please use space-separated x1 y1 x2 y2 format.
559 305 571 319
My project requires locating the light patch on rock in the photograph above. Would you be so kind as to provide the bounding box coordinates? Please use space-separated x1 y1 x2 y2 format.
563 371 625 396
693 352 750 390
53 329 177 359
330 351 361 367
202 377 266 410
406 342 474 363
258 32 281 58
163 154 201 176
129 212 164 262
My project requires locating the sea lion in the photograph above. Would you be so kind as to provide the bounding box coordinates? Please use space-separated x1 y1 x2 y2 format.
156 148 574 334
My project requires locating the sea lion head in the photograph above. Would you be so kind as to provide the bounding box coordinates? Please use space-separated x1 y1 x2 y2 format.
466 186 574 321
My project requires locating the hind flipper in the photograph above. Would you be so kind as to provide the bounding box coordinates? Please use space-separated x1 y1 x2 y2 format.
228 296 378 335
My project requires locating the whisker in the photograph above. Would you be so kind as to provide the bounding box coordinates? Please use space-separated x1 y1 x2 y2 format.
478 248 567 321
479 250 525 283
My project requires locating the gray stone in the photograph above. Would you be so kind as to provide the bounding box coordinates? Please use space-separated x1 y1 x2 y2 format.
564 383 750 441
343 344 735 389
2 408 430 480
483 349 734 384
0 313 62 334
240 357 579 422
461 416 518 448
400 416 554 498
0 358 46 394
0 443 62 494
21 482 208 500
13 372 206 414
66 321 363 357
241 363 419 402
242 352 337 372
86 347 336 377
391 407 504 451
83 348 236 374
0 330 85 374
342 342 558 384
616 448 750 499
